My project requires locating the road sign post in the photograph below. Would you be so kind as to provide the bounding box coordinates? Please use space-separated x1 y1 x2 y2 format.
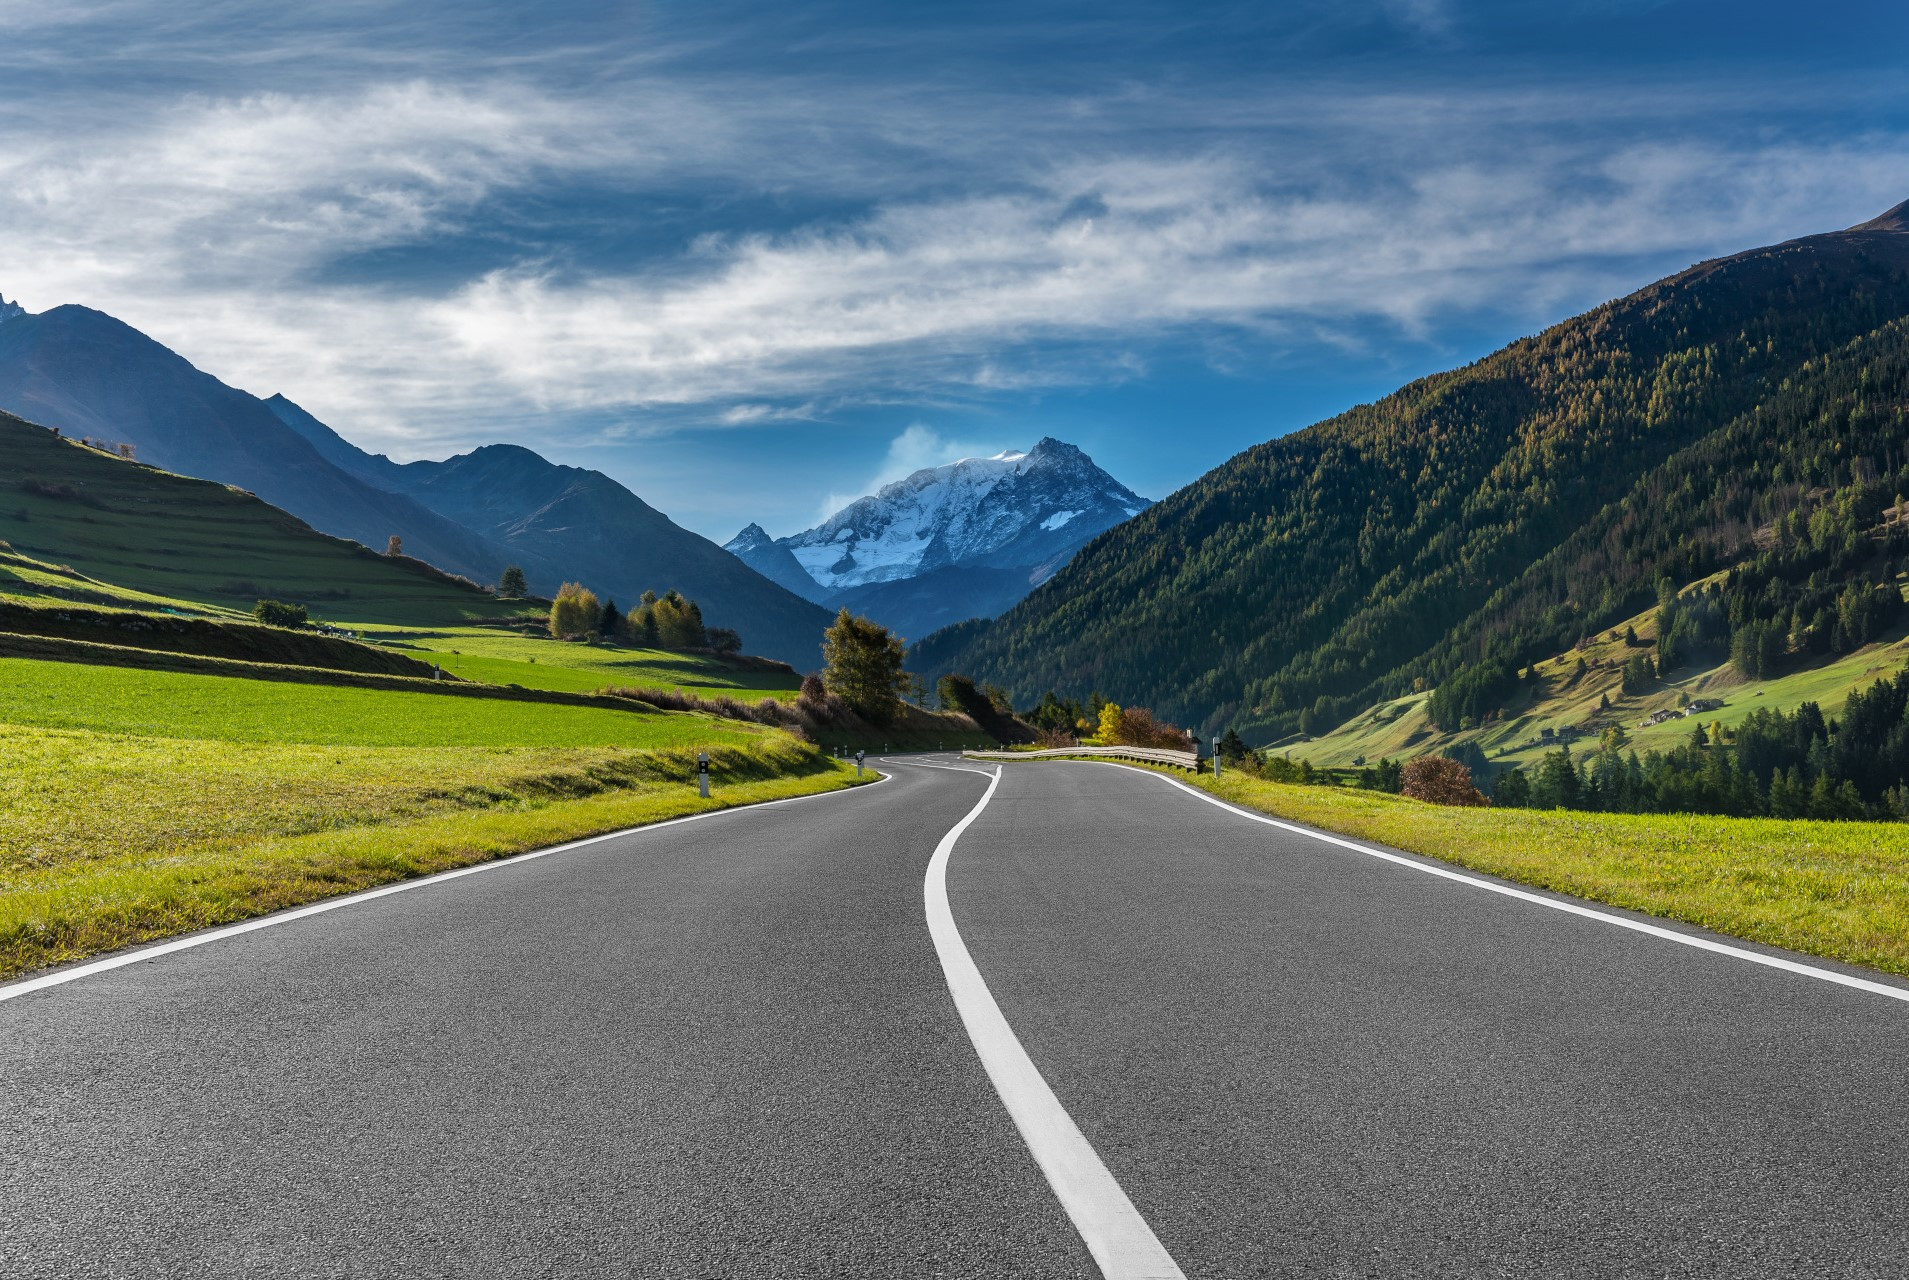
697 750 710 798
855 749 865 777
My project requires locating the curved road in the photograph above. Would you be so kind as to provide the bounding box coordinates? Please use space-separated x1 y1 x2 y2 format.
4 756 1908 1276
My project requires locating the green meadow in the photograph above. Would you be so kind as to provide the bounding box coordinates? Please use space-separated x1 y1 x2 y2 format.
0 655 772 749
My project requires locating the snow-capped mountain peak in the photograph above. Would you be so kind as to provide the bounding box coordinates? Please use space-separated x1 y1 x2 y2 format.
731 436 1149 600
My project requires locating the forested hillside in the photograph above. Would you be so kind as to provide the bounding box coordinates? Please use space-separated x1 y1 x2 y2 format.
913 204 1909 739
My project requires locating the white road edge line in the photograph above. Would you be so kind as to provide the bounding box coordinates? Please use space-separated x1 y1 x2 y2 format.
924 765 1186 1280
1095 761 1909 1006
0 771 893 1005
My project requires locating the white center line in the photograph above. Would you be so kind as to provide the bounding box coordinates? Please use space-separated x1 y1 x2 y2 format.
923 765 1186 1280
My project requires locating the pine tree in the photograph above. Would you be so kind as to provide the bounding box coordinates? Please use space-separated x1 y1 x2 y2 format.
498 565 528 598
822 609 908 723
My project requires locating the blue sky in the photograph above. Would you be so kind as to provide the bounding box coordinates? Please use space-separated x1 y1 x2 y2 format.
1 1 1905 539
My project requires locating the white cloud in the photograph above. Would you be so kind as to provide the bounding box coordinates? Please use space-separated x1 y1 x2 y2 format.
812 423 1007 525
0 62 1904 461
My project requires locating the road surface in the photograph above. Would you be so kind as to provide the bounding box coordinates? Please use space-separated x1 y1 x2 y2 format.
4 756 1907 1277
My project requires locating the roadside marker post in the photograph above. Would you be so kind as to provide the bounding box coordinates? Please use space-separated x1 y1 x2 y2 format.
856 750 865 778
1213 735 1222 778
697 751 710 799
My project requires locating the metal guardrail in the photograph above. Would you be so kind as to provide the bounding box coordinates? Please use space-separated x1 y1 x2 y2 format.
962 745 1201 771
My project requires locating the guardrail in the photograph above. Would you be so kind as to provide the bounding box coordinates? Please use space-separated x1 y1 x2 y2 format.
962 745 1201 772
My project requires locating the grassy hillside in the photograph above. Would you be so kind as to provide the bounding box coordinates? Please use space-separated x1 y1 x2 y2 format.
1294 592 1909 772
368 623 805 699
0 411 498 625
917 214 1909 739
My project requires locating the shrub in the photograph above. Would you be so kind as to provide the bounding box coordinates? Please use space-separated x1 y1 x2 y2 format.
252 599 309 629
1107 706 1190 749
1400 756 1489 806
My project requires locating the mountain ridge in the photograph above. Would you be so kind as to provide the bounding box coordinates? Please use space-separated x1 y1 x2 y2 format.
0 301 832 666
912 202 1909 737
260 402 837 666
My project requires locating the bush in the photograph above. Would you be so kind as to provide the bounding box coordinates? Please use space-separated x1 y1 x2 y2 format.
1106 705 1190 749
1400 756 1489 806
252 599 309 629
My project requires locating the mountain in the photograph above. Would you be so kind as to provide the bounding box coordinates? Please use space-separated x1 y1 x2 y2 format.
396 442 835 664
0 303 522 584
262 398 834 666
912 203 1909 739
0 295 832 666
724 523 832 604
726 437 1149 641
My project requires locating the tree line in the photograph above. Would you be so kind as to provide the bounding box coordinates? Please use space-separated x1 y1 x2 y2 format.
540 576 741 655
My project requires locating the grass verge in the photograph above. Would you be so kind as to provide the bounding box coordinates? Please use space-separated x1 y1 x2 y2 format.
1 730 865 980
1020 758 1909 979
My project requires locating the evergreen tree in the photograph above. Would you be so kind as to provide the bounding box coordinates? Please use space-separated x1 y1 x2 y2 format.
498 565 528 598
822 609 908 723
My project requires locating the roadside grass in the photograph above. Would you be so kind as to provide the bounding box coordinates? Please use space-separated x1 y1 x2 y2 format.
1140 765 1909 979
0 655 778 749
0 727 862 979
368 624 804 699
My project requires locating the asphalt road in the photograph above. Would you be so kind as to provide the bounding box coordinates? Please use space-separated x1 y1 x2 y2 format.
6 756 1909 1277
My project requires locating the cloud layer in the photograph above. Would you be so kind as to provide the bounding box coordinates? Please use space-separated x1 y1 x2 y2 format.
0 4 1903 464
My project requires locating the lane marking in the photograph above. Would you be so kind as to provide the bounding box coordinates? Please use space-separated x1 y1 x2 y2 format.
881 756 998 778
924 766 1186 1280
1095 762 1909 1006
0 772 893 1005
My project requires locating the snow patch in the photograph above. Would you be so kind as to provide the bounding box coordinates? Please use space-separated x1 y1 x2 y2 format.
1041 509 1082 531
